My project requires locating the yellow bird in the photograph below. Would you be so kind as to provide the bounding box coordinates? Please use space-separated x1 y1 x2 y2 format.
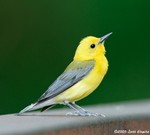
19 33 112 116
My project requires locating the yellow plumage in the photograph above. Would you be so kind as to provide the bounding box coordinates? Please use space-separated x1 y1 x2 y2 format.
54 37 108 102
19 33 112 116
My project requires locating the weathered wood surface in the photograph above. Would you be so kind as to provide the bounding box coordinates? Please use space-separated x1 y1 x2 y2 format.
0 100 150 135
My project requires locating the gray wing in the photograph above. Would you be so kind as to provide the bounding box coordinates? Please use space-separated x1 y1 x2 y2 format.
37 60 95 103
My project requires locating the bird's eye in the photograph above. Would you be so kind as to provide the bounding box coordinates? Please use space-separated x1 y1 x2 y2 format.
90 44 95 49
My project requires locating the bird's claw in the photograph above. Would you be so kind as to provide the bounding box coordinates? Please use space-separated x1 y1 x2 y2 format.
83 111 105 117
66 111 82 116
66 111 105 117
66 111 79 116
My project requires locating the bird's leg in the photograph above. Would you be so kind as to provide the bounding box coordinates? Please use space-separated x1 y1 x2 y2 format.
64 102 87 116
70 102 105 117
64 102 105 117
70 102 87 112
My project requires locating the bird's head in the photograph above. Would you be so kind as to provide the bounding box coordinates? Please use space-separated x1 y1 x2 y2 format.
74 33 112 60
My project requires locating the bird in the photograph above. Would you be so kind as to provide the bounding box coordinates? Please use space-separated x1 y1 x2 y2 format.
18 32 112 116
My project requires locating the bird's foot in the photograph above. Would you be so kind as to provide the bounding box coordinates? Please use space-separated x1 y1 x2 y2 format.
83 111 105 117
66 111 87 116
66 111 105 117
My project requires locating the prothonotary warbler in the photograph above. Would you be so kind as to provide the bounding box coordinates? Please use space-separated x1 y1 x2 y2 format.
19 32 112 116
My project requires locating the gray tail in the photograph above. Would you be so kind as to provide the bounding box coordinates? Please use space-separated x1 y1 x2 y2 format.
18 103 36 115
18 99 55 115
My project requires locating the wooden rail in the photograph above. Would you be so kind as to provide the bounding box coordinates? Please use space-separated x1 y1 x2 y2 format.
0 100 150 135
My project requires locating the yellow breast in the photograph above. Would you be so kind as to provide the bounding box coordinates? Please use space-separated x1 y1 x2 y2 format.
54 56 108 103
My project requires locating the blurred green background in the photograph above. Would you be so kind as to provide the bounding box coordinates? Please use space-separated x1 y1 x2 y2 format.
0 0 150 114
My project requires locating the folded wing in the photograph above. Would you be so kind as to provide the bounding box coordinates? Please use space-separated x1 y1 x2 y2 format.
37 60 95 104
